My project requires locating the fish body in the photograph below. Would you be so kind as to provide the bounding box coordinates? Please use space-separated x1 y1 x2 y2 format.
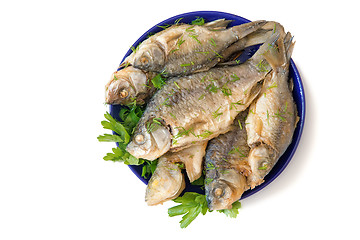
124 20 267 76
105 21 276 105
205 111 250 210
245 31 297 188
145 142 207 205
126 31 280 160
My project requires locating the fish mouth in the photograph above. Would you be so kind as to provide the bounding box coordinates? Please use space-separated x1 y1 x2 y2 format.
206 179 234 211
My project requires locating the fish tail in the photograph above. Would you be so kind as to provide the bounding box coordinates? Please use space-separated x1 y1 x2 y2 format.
230 20 268 39
262 30 295 69
204 18 233 30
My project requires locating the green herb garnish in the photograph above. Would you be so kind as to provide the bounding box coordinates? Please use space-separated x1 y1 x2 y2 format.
209 38 216 47
98 109 143 165
212 107 223 119
256 59 269 72
191 17 205 25
197 130 213 139
141 159 158 179
221 83 232 96
147 117 163 133
190 34 202 44
230 73 240 82
151 73 166 89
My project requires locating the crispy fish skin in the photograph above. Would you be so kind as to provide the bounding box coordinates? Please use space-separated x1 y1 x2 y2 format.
246 30 297 189
145 142 207 206
205 111 250 211
124 20 267 76
126 31 280 160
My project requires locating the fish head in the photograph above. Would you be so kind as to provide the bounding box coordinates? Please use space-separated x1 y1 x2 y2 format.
145 157 185 206
132 43 165 71
105 67 148 105
205 169 246 211
126 117 171 160
247 144 277 187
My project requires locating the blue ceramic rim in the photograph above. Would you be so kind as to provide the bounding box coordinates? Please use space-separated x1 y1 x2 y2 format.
111 11 306 200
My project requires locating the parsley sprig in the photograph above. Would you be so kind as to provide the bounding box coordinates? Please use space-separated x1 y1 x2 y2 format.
168 192 241 228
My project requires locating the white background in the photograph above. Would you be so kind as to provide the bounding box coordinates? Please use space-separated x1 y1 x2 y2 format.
1 1 359 239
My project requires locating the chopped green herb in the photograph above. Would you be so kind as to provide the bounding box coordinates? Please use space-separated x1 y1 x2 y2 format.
174 17 183 25
211 50 223 58
169 112 177 119
191 17 205 26
180 62 192 67
174 81 181 89
206 162 216 170
197 130 213 139
147 117 163 133
267 82 278 90
151 73 166 89
174 127 196 139
206 83 219 93
230 73 240 82
256 60 269 72
221 83 232 96
130 45 140 53
258 163 268 170
186 26 195 32
198 94 205 100
157 23 171 29
238 120 242 130
212 107 223 119
273 111 286 121
228 147 246 157
190 34 202 44
171 36 185 53
230 100 244 110
205 177 214 184
209 38 216 47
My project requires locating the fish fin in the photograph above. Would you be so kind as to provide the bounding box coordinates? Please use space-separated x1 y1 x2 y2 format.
204 18 233 30
230 20 267 39
262 31 295 70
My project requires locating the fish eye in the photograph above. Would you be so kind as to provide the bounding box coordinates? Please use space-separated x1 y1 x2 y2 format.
213 187 224 198
134 134 145 145
259 161 269 170
119 89 129 98
140 56 149 65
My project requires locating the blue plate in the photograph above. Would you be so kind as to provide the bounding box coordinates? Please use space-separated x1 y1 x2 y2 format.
110 11 305 199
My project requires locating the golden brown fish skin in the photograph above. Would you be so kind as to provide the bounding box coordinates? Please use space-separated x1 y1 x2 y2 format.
205 111 250 211
145 142 207 206
126 31 281 160
246 30 297 189
124 20 267 76
105 66 157 105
